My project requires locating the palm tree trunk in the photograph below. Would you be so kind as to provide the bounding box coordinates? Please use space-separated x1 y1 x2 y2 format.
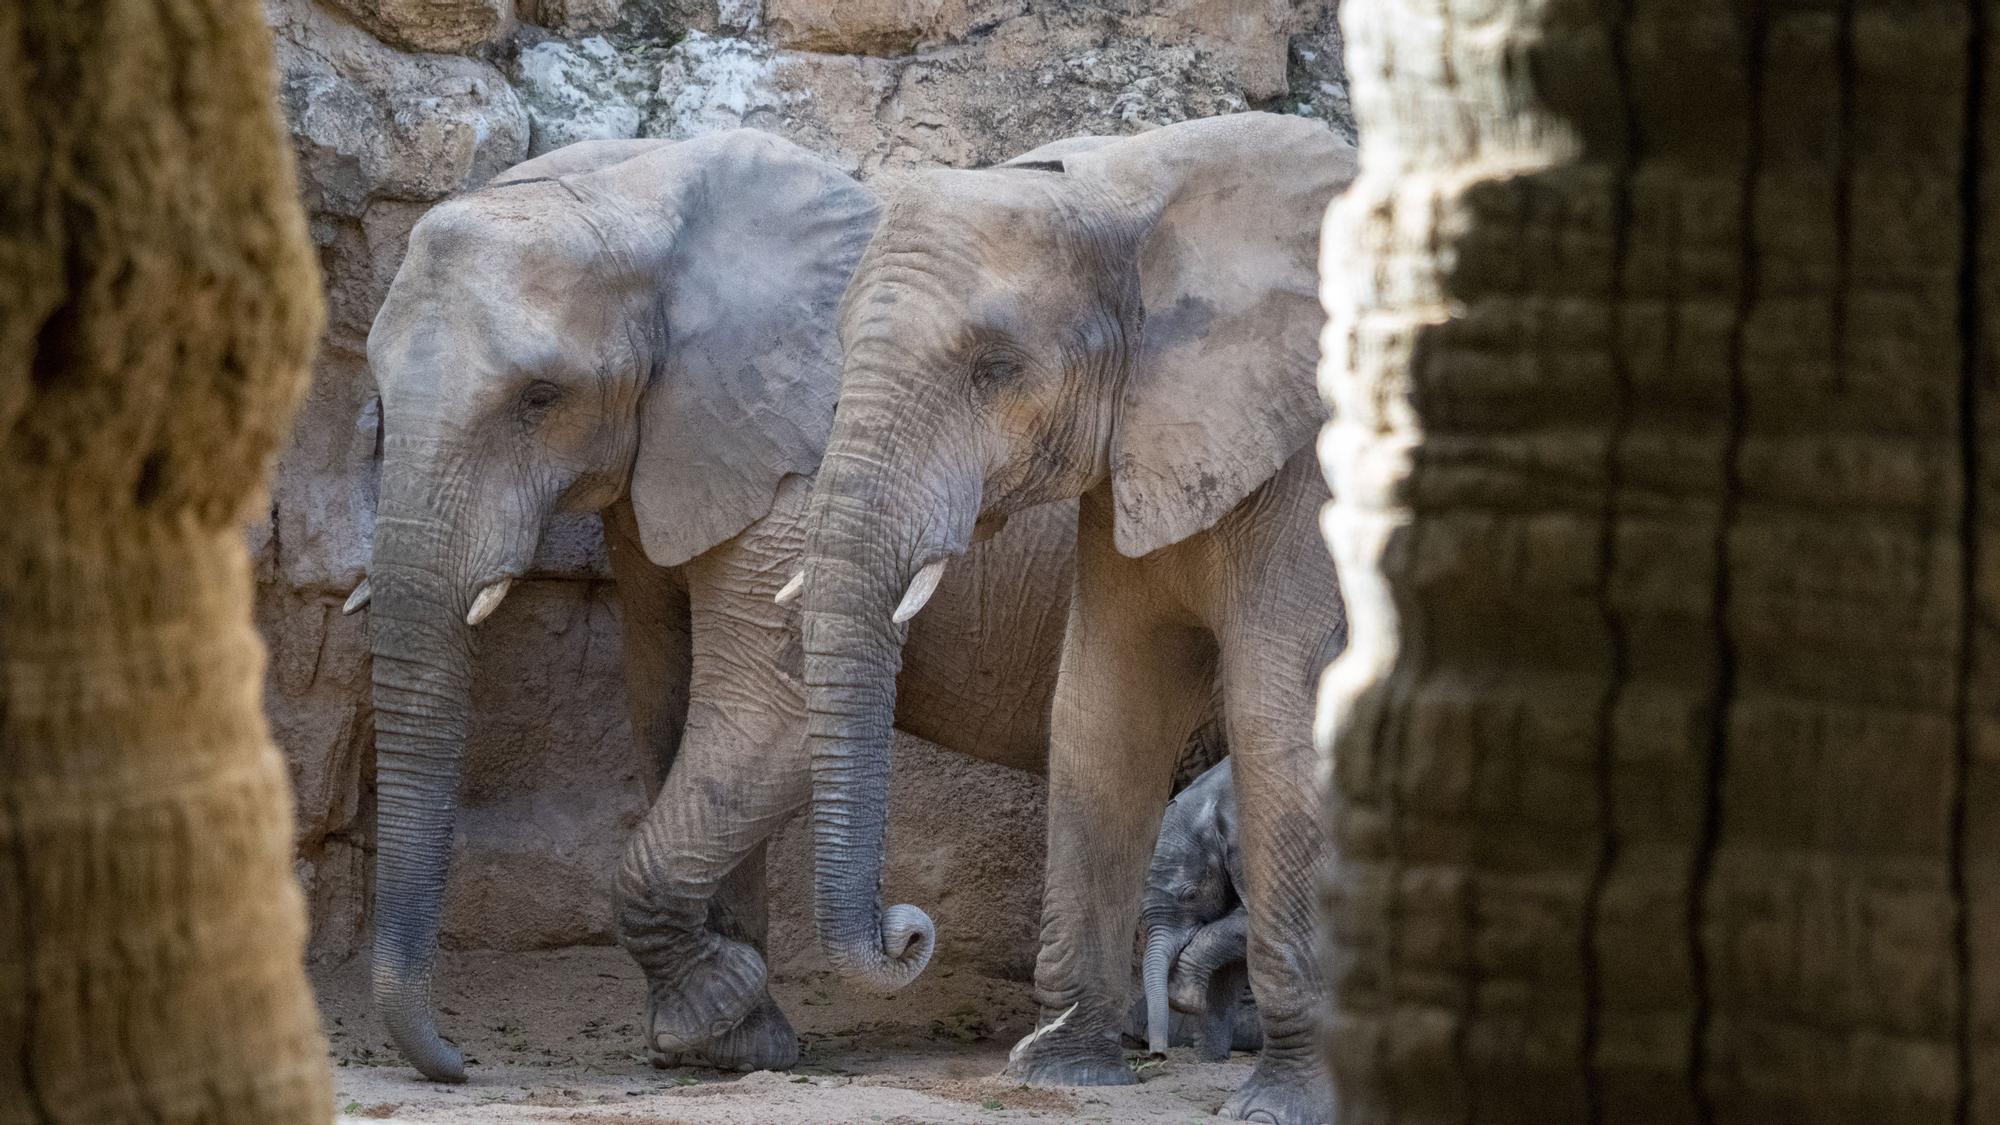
0 0 331 1121
1319 1 1997 1122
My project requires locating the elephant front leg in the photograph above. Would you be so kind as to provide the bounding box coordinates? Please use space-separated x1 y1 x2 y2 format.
1005 592 1211 1087
613 510 812 1072
1169 908 1252 1062
643 842 799 1072
617 711 811 1072
1214 649 1336 1122
1194 963 1250 1063
603 499 692 796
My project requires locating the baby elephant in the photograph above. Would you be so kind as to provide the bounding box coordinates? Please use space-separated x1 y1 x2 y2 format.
1139 759 1261 1061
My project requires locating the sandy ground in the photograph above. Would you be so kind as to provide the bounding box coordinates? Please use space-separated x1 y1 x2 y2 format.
314 948 1253 1125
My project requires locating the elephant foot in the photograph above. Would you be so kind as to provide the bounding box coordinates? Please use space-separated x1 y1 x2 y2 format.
649 996 799 1073
1004 1005 1136 1087
642 938 769 1056
1218 1054 1333 1125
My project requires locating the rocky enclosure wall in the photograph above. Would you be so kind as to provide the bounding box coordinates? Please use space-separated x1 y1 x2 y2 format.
259 0 1353 977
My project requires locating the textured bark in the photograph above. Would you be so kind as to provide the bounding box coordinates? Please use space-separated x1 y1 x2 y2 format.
0 1 332 1122
1318 1 1997 1122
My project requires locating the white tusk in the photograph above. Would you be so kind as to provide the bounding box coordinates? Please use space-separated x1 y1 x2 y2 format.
342 578 372 615
1008 1003 1078 1069
892 560 946 625
465 578 513 626
774 571 804 606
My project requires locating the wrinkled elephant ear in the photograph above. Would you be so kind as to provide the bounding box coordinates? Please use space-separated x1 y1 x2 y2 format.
492 137 675 183
1214 773 1246 896
611 130 881 567
1065 114 1357 558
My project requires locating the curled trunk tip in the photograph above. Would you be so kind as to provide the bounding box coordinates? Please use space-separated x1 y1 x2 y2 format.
823 901 936 991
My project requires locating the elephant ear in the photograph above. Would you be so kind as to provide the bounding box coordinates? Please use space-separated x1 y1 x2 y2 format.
606 131 881 567
1215 783 1246 899
1064 114 1356 558
491 138 673 184
998 133 1114 167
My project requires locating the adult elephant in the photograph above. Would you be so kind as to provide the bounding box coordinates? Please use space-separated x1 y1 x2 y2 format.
355 131 1215 1083
790 112 1354 1125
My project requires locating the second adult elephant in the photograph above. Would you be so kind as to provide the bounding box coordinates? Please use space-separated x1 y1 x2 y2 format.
356 131 1219 1083
793 113 1354 1125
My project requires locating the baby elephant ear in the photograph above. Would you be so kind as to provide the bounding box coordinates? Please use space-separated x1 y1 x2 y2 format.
1072 114 1357 558
623 131 881 567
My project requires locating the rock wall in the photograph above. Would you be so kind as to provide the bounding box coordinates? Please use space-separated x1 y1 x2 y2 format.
259 0 1352 976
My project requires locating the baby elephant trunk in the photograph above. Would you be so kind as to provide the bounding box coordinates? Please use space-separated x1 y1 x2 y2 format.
1142 922 1184 1056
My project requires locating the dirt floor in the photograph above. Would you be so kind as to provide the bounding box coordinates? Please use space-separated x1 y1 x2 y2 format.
314 948 1254 1124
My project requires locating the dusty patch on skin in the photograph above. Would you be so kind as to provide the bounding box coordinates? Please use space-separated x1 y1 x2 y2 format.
317 948 1251 1124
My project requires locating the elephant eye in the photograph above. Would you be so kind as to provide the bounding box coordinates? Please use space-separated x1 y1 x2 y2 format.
971 353 1025 388
517 380 565 421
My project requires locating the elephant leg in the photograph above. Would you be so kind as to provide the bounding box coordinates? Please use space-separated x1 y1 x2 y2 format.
1196 963 1249 1063
1209 474 1339 1125
615 513 811 1073
1169 907 1250 1014
643 842 798 1072
1005 561 1212 1087
619 697 809 1071
603 499 692 796
610 501 794 1068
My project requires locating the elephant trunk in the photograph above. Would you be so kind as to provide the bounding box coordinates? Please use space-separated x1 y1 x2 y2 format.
1142 920 1184 1056
799 401 975 992
365 475 491 1083
799 519 934 990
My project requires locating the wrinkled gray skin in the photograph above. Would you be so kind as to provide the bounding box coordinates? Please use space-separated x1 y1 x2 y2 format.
794 113 1356 1125
360 132 1216 1084
1139 759 1262 1062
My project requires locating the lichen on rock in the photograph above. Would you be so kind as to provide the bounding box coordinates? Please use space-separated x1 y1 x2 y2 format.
514 35 655 152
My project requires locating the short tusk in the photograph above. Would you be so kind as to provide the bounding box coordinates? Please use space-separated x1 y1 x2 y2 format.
1008 1003 1078 1069
892 560 946 625
342 577 372 615
466 578 513 626
774 571 804 606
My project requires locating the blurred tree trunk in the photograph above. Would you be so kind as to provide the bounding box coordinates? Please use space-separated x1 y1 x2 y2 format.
1318 1 1998 1121
1 0 331 1122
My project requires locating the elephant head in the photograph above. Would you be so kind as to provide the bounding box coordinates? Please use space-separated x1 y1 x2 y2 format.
1139 759 1241 1057
794 113 1355 992
359 131 877 1082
